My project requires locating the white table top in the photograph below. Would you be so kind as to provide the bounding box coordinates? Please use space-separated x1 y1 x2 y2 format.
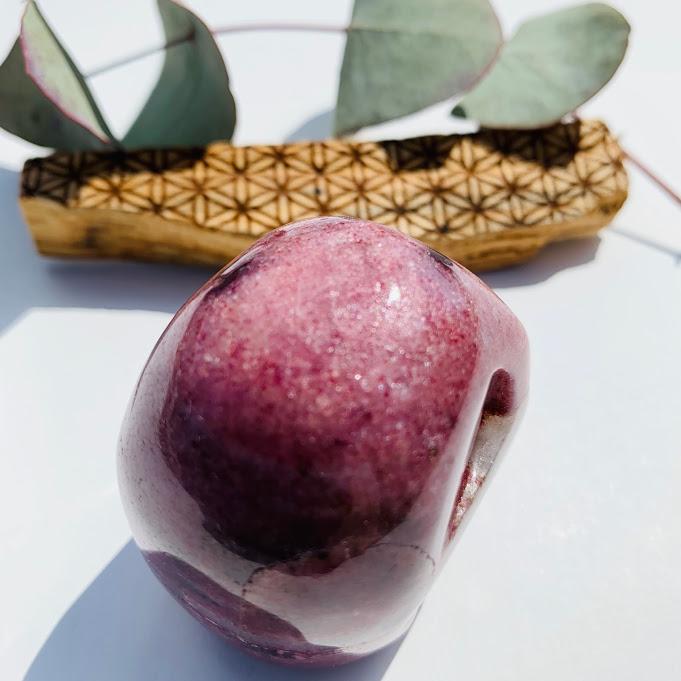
1 1 680 679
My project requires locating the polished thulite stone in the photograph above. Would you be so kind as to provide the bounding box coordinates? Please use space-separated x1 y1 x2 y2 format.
118 217 529 665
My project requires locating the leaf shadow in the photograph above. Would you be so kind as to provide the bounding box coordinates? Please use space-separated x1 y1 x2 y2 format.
0 166 213 336
23 541 402 681
378 120 581 172
285 112 582 174
284 108 335 143
22 148 204 206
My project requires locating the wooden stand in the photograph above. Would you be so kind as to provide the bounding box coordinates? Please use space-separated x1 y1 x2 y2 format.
19 119 627 272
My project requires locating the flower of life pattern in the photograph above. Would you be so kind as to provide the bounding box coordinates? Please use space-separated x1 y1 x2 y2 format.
21 119 627 245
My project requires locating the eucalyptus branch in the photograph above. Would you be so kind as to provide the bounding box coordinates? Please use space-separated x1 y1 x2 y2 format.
80 13 681 218
84 23 347 79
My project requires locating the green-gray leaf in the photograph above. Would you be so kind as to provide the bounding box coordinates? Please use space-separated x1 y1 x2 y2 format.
335 0 502 136
0 1 114 150
124 0 236 149
453 3 630 129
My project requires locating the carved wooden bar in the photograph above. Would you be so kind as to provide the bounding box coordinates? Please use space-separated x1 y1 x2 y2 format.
20 119 627 271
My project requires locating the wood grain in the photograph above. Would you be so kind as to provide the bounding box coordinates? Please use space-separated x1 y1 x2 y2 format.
19 118 627 271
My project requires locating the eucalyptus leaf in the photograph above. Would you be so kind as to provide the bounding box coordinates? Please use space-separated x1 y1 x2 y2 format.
335 0 502 136
453 3 630 129
0 1 114 150
123 0 236 149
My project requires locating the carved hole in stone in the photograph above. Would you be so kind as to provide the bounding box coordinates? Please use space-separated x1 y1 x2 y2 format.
447 369 514 542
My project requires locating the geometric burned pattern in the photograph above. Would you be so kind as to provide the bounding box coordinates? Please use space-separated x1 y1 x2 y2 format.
21 119 627 245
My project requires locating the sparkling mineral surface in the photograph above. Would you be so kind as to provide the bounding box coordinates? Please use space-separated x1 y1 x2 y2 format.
118 217 529 665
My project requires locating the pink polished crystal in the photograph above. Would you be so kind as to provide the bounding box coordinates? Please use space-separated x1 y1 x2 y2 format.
118 217 529 665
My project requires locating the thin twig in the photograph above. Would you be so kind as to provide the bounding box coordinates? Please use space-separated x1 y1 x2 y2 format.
84 33 193 78
84 23 346 79
213 22 346 36
623 148 681 209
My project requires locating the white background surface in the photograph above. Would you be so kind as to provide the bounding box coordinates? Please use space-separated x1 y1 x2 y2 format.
1 1 680 679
